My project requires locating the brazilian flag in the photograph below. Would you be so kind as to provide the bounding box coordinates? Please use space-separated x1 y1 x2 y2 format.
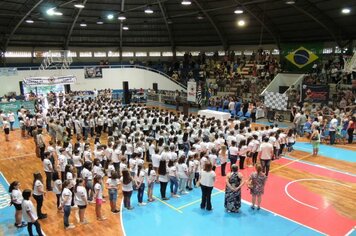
281 43 323 72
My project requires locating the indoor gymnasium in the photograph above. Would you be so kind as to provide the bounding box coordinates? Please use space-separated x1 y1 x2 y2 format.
0 0 355 236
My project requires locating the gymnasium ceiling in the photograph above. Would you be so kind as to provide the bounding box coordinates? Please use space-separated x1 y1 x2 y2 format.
0 0 355 50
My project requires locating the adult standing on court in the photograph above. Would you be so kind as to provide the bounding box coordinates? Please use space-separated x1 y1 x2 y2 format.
329 115 338 145
199 162 216 211
224 164 244 213
310 127 321 156
248 165 267 210
346 116 355 144
175 90 181 111
257 137 273 176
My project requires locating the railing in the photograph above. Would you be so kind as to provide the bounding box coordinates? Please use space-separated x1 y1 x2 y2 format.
13 64 187 90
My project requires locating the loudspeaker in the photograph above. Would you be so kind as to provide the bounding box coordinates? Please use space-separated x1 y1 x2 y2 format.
19 81 24 95
153 83 158 92
279 86 289 94
123 81 130 104
64 84 71 93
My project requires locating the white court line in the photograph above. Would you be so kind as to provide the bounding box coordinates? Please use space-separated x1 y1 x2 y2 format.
120 200 127 236
282 156 356 177
0 153 34 161
284 178 353 210
345 227 356 236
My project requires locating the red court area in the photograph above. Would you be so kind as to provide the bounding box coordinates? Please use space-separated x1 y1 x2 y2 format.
214 159 356 236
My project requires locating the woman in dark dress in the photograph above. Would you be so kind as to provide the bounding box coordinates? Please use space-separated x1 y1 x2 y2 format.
224 164 244 213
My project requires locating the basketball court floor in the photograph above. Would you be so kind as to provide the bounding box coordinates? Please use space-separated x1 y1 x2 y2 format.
0 117 355 236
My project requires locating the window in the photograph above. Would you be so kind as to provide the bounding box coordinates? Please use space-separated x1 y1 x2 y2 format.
135 52 147 57
322 48 332 54
176 51 185 56
149 52 160 57
334 47 341 54
244 50 253 55
5 51 32 58
263 49 271 54
108 51 120 57
234 51 242 55
191 51 199 56
68 51 77 57
94 52 106 57
122 52 134 57
272 49 279 55
205 52 214 56
218 51 225 56
162 51 173 57
79 52 92 57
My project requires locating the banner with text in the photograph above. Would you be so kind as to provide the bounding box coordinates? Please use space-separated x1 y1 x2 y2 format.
302 84 329 104
187 81 197 102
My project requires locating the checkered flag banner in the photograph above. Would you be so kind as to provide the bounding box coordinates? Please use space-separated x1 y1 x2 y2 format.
264 91 288 111
23 75 77 87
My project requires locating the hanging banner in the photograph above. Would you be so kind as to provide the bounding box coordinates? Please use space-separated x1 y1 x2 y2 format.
281 43 323 72
264 91 288 111
302 84 329 104
187 81 197 102
84 66 102 79
23 75 76 87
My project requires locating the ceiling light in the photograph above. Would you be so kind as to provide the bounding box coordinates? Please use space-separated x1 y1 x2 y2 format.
118 14 126 20
26 17 34 24
234 8 244 14
107 14 114 20
341 8 351 14
96 17 104 24
285 0 296 5
74 1 85 8
144 5 154 14
237 20 246 27
80 20 87 27
197 13 204 20
123 26 129 30
46 7 62 16
181 0 192 5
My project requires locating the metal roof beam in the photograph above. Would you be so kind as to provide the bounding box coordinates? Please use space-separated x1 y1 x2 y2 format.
192 0 228 50
291 0 348 46
64 0 88 49
157 0 175 51
4 0 44 50
232 0 281 49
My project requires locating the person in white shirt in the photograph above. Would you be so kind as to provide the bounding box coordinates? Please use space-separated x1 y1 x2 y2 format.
199 162 216 211
146 163 156 202
32 172 47 219
105 171 121 214
52 172 62 209
9 181 27 228
258 137 274 176
329 115 338 145
74 178 89 224
61 180 75 229
7 111 15 131
121 169 134 210
94 175 107 221
229 140 239 166
177 156 189 195
22 189 44 236
43 152 53 191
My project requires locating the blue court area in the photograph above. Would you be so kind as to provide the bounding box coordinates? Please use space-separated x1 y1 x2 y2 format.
0 173 28 236
122 186 322 236
293 142 356 162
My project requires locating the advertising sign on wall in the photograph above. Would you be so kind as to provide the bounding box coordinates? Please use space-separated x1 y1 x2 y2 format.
302 84 329 104
84 66 103 79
